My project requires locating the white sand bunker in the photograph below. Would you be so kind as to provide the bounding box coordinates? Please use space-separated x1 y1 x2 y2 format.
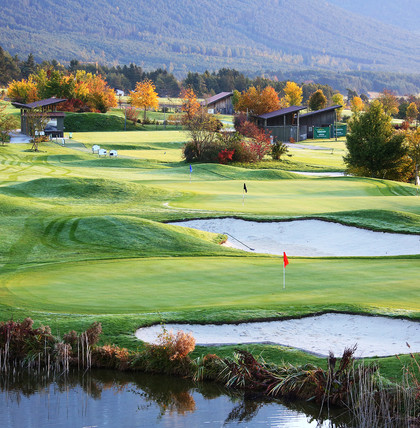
171 218 420 256
136 314 420 358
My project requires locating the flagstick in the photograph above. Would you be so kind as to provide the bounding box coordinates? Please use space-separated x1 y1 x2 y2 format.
243 188 245 205
283 265 285 289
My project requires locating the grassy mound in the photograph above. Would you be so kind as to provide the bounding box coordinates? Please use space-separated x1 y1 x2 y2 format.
44 215 230 256
320 209 420 234
146 163 304 180
64 112 141 132
1 177 169 202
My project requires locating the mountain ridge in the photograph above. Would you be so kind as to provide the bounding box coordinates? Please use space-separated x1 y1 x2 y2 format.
0 0 419 75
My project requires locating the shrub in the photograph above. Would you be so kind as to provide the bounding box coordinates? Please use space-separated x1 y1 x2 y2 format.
236 120 272 161
91 344 130 370
271 141 288 160
233 113 247 131
125 106 139 125
157 329 196 360
218 149 235 164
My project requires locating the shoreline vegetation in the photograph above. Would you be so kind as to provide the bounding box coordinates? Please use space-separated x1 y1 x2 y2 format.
0 318 419 426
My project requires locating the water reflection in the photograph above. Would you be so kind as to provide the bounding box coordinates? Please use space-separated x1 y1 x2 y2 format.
0 370 350 427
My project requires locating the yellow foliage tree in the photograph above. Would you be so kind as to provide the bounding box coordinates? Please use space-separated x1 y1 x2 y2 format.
350 96 364 114
281 81 302 107
181 87 201 120
235 86 279 116
406 128 420 186
332 93 346 120
130 79 159 121
7 77 38 103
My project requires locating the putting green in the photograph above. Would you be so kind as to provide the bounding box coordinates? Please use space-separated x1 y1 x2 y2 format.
151 178 419 216
2 257 419 315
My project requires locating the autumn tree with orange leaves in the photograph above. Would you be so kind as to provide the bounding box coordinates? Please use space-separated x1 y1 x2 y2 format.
235 86 280 116
8 69 117 113
130 79 159 121
181 87 201 120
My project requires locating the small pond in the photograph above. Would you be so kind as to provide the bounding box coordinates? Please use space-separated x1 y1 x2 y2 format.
0 370 350 427
170 218 420 256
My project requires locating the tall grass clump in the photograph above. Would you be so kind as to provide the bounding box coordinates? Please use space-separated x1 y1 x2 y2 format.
0 318 104 374
349 347 419 427
131 328 196 376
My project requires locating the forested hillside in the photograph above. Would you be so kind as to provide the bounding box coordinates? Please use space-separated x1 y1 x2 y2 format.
326 0 420 34
0 0 419 75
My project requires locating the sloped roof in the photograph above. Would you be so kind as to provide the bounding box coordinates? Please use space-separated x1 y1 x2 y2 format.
204 92 233 105
300 105 342 118
11 97 67 109
258 105 306 119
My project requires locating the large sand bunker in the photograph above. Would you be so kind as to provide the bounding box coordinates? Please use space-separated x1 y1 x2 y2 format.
136 314 420 358
170 218 420 257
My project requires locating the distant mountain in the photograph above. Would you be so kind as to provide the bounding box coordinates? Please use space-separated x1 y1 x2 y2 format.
0 0 419 75
326 0 420 34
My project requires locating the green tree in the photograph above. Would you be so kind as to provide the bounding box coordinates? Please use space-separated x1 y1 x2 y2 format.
24 108 50 151
21 53 37 79
0 103 19 144
332 93 345 120
346 89 358 103
344 100 407 179
308 89 327 111
182 108 222 162
232 89 241 110
378 89 399 117
406 102 419 124
0 46 21 86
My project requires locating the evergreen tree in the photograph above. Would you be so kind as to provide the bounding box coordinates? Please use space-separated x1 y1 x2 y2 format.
308 89 327 111
21 53 37 79
344 100 407 179
0 46 21 86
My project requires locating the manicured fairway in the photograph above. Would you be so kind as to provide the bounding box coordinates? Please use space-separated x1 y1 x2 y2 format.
0 126 419 374
72 131 188 147
119 148 183 162
287 144 346 169
2 257 419 316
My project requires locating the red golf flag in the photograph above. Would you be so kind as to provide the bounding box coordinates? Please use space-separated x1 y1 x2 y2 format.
283 252 289 268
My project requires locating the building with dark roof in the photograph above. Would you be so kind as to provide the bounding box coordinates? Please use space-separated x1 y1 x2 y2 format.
256 106 306 142
12 97 67 138
203 92 233 115
299 105 342 139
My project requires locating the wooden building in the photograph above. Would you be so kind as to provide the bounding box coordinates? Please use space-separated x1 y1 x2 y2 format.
12 97 67 138
299 105 341 139
203 92 234 115
256 106 306 142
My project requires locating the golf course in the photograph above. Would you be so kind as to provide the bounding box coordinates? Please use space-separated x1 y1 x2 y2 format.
0 122 419 378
